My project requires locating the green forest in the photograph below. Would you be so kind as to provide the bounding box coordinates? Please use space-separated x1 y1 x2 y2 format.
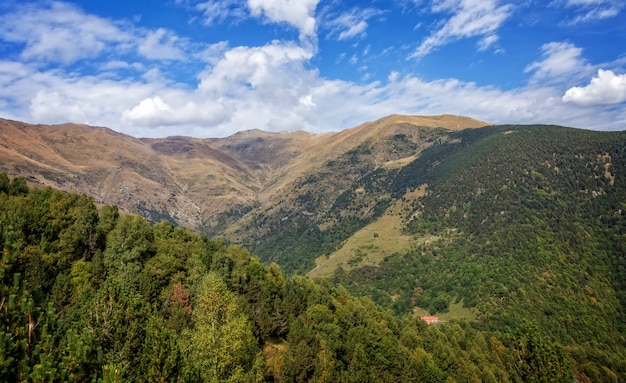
0 173 578 382
333 126 626 382
1 125 626 382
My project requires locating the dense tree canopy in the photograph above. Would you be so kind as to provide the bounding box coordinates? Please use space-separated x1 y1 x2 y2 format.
1 154 625 382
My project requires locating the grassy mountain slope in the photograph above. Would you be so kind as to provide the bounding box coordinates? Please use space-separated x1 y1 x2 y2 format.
0 114 488 273
0 118 200 225
331 125 626 379
228 116 489 273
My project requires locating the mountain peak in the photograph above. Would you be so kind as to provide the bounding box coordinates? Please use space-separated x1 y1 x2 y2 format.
374 114 491 130
0 113 491 232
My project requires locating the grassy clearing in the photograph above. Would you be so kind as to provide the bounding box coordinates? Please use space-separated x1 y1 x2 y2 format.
308 214 411 278
438 299 477 322
308 211 438 278
308 186 433 279
382 155 418 170
413 299 477 322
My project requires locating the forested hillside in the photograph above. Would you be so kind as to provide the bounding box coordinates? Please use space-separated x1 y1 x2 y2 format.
232 126 451 274
2 122 626 382
3 174 617 382
331 125 626 381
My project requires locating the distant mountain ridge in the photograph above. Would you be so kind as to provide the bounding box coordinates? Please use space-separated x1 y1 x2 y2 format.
0 114 487 242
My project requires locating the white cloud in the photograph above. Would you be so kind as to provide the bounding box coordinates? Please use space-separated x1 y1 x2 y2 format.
0 2 131 65
412 0 513 58
567 0 609 4
477 34 498 51
321 7 385 41
525 42 589 81
0 61 30 85
339 21 368 40
187 0 322 36
138 28 186 60
568 6 620 23
557 0 623 23
563 70 626 106
29 80 155 129
305 71 626 131
299 94 316 108
30 90 90 123
198 41 314 95
194 41 231 64
192 41 322 133
0 1 194 68
247 0 320 37
122 96 230 126
123 96 172 123
195 0 248 25
1 46 625 138
0 59 165 135
100 61 145 72
0 0 624 138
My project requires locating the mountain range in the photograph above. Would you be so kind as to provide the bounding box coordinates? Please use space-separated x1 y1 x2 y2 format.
0 114 487 272
2 114 626 380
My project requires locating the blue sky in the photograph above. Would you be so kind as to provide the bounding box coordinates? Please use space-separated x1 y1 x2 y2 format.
0 0 624 137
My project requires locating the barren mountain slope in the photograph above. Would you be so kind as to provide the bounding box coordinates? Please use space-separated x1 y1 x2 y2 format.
141 129 317 226
259 114 489 198
0 114 489 244
0 118 207 225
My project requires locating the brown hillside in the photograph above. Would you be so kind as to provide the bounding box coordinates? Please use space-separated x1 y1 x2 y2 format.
0 114 489 233
256 114 489 199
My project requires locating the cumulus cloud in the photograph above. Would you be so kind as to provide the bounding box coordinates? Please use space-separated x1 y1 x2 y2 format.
30 90 91 123
1 47 625 138
23 77 157 131
0 0 624 138
192 41 322 133
122 96 230 126
563 70 626 106
198 41 314 95
138 29 187 60
412 0 513 58
0 32 323 136
186 0 321 36
0 1 193 66
247 0 320 37
0 2 131 64
305 72 581 132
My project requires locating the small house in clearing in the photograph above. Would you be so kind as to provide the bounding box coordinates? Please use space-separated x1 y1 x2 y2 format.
421 316 439 324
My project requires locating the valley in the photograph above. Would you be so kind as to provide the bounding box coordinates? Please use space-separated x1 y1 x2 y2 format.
2 115 626 381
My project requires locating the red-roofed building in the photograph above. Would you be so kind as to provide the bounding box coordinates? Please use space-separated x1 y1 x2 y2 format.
421 316 439 324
